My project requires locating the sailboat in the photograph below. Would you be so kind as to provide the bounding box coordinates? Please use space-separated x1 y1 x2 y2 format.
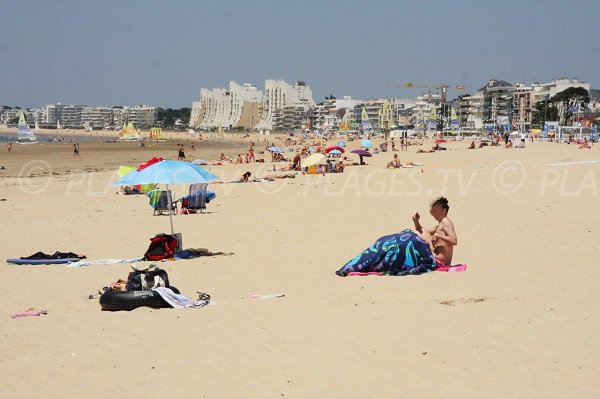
360 107 374 136
16 111 38 144
149 127 165 142
118 121 142 142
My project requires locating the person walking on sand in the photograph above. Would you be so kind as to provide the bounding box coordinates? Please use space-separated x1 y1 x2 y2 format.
178 145 186 160
73 143 80 158
7 142 12 153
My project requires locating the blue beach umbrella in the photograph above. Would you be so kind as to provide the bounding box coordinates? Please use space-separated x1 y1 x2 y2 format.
113 160 218 235
337 141 346 147
361 139 373 149
329 149 342 155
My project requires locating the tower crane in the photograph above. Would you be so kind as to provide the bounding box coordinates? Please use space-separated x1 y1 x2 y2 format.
387 82 465 103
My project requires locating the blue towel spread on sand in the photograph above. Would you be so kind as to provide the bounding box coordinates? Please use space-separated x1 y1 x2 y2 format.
336 229 437 276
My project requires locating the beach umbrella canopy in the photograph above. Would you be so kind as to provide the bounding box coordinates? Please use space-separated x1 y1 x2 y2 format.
267 146 284 154
336 141 346 147
301 153 326 168
137 157 164 171
351 149 372 157
434 139 447 143
328 149 342 155
361 139 373 149
325 145 345 154
113 160 218 235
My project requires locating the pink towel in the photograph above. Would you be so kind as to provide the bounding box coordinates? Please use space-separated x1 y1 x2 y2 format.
345 264 467 276
346 272 383 276
11 309 47 319
435 263 467 272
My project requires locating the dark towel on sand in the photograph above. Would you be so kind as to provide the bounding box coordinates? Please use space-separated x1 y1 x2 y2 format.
21 251 86 260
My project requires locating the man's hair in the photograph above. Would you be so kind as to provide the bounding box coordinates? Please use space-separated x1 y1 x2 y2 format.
431 196 449 211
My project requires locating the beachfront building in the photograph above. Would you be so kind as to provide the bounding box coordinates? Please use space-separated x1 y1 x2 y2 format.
390 99 417 127
272 105 309 131
480 79 514 131
352 101 385 131
44 103 65 125
311 96 362 131
82 106 112 129
111 107 127 129
254 80 315 131
531 77 590 101
511 84 534 131
127 105 156 128
226 81 262 129
190 81 263 130
459 92 484 130
61 105 84 128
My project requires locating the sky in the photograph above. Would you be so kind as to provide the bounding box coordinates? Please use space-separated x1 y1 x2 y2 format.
1 0 599 108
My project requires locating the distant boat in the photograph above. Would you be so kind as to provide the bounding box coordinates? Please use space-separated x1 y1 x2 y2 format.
118 121 142 142
16 112 38 144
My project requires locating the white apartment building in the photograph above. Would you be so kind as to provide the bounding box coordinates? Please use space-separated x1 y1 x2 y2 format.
254 79 315 130
61 105 84 128
128 105 156 128
82 106 112 129
225 81 262 128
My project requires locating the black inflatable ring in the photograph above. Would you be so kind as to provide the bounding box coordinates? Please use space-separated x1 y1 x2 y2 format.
100 286 180 311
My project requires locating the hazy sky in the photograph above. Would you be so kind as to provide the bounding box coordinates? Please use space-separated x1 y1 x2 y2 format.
1 0 599 108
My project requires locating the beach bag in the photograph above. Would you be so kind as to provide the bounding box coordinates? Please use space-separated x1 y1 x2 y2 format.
126 265 170 291
144 234 178 261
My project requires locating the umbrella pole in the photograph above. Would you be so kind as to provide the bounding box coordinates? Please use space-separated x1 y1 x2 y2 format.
167 183 175 236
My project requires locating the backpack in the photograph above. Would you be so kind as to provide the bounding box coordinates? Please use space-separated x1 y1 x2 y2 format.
126 265 170 291
144 234 178 261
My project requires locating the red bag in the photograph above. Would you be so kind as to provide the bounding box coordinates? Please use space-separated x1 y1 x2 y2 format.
144 234 178 261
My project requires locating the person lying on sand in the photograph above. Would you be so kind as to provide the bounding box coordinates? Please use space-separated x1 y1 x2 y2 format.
340 156 358 166
579 138 591 149
412 196 457 265
258 173 296 180
417 146 436 153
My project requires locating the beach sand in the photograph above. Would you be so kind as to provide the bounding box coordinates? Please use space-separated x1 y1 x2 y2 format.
1 136 599 398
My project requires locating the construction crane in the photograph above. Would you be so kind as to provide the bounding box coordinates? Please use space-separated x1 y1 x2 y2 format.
387 82 465 103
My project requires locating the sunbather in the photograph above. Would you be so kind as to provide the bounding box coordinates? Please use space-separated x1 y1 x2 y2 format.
336 196 457 276
412 196 457 266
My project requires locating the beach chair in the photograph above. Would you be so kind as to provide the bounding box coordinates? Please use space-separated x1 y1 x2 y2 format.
153 190 177 216
186 183 209 213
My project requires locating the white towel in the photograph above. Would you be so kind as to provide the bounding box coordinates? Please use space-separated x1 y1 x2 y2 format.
67 258 143 268
153 287 210 309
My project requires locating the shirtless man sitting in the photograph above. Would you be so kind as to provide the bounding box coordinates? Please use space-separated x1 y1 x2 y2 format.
412 196 457 265
386 154 401 168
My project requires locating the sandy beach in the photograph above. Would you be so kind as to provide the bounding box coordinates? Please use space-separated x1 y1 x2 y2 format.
1 135 599 398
